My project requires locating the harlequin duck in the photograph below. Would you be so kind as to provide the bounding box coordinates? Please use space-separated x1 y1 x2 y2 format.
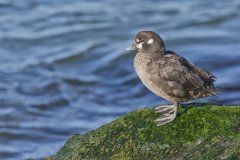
127 31 217 126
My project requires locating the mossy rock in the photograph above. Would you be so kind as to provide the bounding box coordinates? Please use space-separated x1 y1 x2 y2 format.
53 104 240 160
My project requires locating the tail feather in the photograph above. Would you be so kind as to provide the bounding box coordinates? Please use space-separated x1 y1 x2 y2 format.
189 84 218 100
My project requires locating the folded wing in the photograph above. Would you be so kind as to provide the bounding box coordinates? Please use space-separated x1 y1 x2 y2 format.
148 51 217 100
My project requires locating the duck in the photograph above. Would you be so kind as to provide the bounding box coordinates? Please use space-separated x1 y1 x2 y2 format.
127 31 218 126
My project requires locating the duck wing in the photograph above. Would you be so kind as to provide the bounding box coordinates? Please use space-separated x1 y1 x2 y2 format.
148 51 217 100
179 55 217 84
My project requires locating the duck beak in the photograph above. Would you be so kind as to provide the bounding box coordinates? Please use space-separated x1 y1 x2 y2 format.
126 43 137 50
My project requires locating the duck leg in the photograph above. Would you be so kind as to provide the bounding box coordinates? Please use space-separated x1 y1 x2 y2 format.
154 102 180 126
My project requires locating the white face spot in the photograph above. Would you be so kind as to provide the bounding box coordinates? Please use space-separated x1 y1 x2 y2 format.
136 42 143 49
147 38 154 44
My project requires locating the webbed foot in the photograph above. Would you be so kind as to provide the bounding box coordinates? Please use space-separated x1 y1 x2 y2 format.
154 104 179 126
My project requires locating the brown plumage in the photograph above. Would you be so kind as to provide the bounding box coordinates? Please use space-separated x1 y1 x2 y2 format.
127 31 218 126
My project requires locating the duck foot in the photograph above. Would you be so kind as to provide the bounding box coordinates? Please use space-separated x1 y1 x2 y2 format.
155 105 175 114
154 104 178 126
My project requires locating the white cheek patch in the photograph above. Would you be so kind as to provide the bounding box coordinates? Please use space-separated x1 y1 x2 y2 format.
136 42 143 49
147 38 154 44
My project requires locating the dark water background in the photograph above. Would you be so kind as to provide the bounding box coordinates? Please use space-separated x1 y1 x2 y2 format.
0 0 240 159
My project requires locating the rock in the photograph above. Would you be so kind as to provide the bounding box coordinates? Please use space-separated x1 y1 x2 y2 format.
53 104 240 160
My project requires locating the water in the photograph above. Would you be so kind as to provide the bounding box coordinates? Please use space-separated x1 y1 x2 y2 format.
0 0 240 159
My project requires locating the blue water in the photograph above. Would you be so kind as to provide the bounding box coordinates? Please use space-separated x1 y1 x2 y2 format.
0 0 240 159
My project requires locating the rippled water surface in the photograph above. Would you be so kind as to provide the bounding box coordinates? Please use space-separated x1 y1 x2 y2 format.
0 0 240 159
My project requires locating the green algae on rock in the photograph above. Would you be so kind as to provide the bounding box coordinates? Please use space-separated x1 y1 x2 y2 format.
53 105 240 160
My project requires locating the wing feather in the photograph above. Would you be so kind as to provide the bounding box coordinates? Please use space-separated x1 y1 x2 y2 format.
148 51 217 99
158 53 204 90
